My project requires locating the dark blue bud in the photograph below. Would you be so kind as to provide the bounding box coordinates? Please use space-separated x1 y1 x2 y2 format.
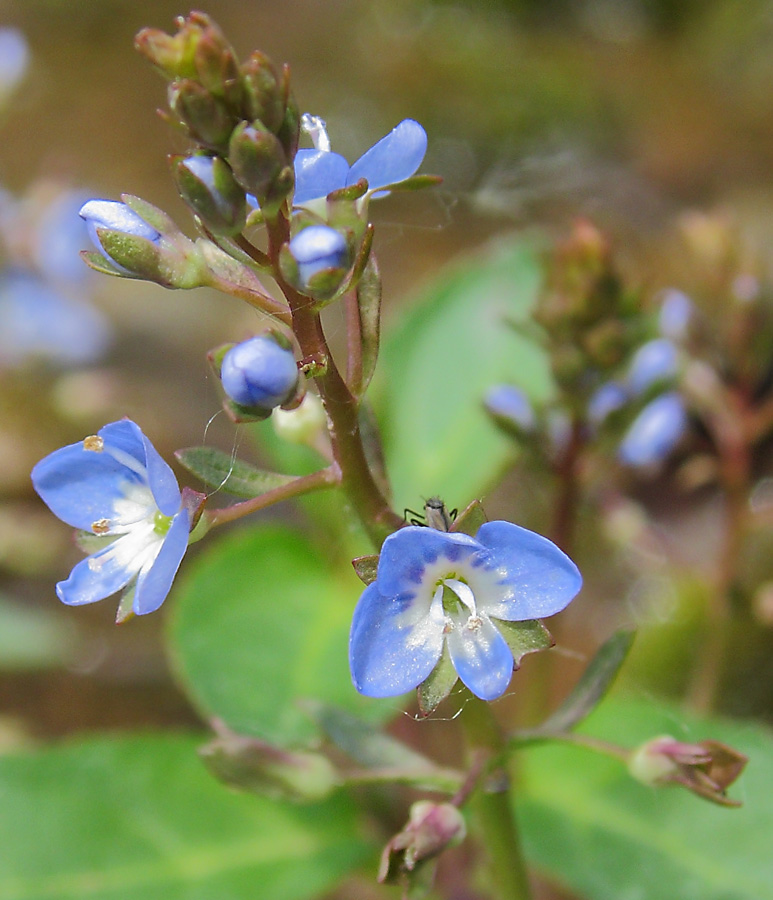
220 335 299 410
618 392 687 467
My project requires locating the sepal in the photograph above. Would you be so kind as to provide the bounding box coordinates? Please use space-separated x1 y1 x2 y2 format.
170 154 246 236
417 645 459 716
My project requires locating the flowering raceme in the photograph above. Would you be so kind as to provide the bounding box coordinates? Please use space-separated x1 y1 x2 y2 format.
349 521 582 702
31 419 191 622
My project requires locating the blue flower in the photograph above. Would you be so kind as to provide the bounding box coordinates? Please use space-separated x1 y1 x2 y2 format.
0 269 110 368
627 338 680 396
79 199 161 273
220 335 299 410
350 522 582 701
288 225 348 287
31 420 190 621
293 115 427 205
618 391 688 468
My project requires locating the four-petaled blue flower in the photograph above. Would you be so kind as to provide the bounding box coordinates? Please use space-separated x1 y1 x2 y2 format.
31 419 190 621
293 115 427 205
350 522 582 702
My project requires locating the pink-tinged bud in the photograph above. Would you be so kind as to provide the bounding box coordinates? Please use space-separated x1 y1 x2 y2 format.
628 735 747 807
378 801 466 887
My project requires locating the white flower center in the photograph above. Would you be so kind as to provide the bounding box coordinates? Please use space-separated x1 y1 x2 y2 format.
433 577 481 634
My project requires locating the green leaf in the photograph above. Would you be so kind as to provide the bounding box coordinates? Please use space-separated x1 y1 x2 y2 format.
519 697 770 900
377 238 550 510
0 733 368 900
534 629 635 734
175 446 298 498
168 524 397 746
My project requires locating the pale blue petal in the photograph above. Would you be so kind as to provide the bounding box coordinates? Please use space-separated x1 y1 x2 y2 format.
349 583 445 697
140 431 181 516
32 432 145 532
347 120 427 194
628 339 679 396
473 521 582 620
446 615 514 701
293 150 349 204
56 533 140 605
377 526 480 597
79 200 159 242
132 509 189 615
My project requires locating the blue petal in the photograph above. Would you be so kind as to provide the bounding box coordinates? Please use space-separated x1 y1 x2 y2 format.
32 425 147 532
293 150 349 204
132 509 189 615
618 392 687 467
473 521 582 620
347 120 427 195
349 582 445 697
79 200 160 242
377 526 480 598
56 533 141 605
446 615 514 701
139 430 181 516
628 339 679 396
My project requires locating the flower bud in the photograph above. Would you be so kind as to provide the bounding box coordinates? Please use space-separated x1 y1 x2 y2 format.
618 392 688 468
273 392 327 446
628 735 747 806
587 381 629 425
378 801 466 886
79 199 161 275
484 384 536 435
628 338 680 396
171 154 246 235
168 79 235 151
288 225 349 290
658 288 693 341
241 51 285 133
220 335 299 411
228 121 289 207
200 721 337 802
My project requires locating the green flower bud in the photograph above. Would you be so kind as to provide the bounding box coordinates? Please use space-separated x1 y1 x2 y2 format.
171 154 246 236
168 79 235 152
241 51 284 133
228 121 289 207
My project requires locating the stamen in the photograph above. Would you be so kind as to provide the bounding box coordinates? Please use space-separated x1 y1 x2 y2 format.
91 518 110 535
466 615 482 632
301 113 331 152
443 578 477 615
83 435 104 452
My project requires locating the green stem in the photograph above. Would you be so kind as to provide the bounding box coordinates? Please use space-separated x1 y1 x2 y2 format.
459 694 532 900
264 214 403 547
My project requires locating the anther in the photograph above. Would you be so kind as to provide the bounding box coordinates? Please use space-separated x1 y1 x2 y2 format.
83 435 104 452
91 518 110 535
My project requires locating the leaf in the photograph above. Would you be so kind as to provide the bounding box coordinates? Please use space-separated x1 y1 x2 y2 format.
496 619 553 667
168 524 397 746
377 238 551 511
0 734 368 900
535 629 635 734
176 446 298 498
519 697 770 900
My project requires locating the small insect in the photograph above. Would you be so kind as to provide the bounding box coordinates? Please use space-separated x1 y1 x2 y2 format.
404 496 457 532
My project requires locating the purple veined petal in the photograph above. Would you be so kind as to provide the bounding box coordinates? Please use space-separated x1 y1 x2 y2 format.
293 150 349 204
132 509 190 615
376 526 481 598
445 613 514 701
32 433 148 532
139 430 181 517
473 521 582 620
347 119 427 197
55 525 157 606
618 391 687 468
349 583 445 697
628 339 679 396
